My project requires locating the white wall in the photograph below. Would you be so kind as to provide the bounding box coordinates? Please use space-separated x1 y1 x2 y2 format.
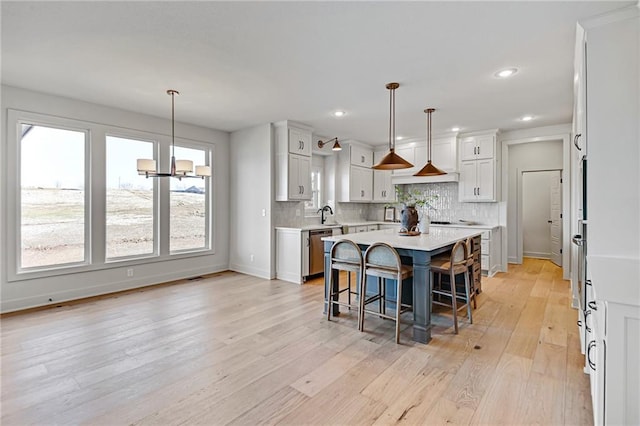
522 171 554 258
229 124 274 279
0 86 231 312
504 140 563 263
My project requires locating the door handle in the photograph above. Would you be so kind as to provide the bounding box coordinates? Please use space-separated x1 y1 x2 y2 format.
548 220 553 223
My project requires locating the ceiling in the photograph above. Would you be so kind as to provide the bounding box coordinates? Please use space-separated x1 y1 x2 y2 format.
1 1 634 146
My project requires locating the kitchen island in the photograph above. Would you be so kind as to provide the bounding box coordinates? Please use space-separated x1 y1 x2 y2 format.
323 227 482 344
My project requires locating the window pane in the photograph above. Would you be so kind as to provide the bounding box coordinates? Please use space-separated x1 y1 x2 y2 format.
106 136 155 259
170 146 208 252
20 124 85 268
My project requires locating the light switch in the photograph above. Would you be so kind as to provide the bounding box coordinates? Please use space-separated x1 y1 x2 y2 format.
261 209 266 217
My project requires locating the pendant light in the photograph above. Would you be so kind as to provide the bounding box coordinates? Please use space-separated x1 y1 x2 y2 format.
414 108 446 176
136 89 211 180
372 82 413 170
317 137 342 151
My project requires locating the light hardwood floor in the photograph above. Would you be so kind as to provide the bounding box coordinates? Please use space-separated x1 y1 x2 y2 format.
1 258 593 425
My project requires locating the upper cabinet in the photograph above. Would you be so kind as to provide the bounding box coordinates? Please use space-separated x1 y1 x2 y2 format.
458 130 499 202
275 120 313 201
372 150 396 203
337 142 373 202
460 134 494 161
287 127 312 156
391 134 459 184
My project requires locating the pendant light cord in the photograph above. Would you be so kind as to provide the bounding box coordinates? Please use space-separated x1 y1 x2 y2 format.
389 86 394 152
427 109 431 161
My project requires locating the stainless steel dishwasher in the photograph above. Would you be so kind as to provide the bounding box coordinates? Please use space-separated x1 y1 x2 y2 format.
309 229 334 276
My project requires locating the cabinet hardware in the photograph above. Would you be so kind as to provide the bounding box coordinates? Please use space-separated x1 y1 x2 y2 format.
477 146 480 155
588 300 597 310
585 279 592 287
577 320 582 327
574 134 582 151
584 310 592 332
360 190 364 197
587 340 596 371
548 220 553 223
361 155 365 163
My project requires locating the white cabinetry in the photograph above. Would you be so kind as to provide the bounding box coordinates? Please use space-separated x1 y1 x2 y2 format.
373 150 396 202
480 228 500 276
337 142 373 202
275 228 306 284
275 121 313 201
391 135 459 184
458 131 499 202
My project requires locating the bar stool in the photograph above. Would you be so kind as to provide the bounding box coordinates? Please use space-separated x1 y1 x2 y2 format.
326 239 363 324
359 242 413 344
465 237 478 309
430 240 473 334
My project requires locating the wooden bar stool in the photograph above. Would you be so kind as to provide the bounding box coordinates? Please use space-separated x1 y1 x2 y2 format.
326 239 363 324
465 237 478 309
430 240 473 334
359 242 413 344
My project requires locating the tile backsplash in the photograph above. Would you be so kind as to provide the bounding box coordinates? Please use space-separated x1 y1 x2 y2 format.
273 182 500 227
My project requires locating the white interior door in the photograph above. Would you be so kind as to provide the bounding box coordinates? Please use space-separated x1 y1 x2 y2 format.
550 171 562 266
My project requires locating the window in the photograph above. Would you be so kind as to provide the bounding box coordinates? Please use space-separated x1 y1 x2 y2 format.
304 165 322 215
170 145 210 253
106 135 155 259
8 109 215 280
19 123 87 269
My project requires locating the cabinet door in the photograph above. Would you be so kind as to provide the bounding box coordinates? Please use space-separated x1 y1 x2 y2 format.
458 161 478 201
288 128 312 156
431 136 457 172
351 166 373 201
475 135 494 160
350 145 373 167
476 158 495 201
288 155 311 200
460 138 478 161
373 151 395 202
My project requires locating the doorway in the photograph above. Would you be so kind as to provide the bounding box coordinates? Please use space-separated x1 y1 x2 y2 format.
520 170 562 265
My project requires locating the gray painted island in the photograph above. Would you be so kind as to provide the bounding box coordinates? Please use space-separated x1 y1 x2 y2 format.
323 227 483 344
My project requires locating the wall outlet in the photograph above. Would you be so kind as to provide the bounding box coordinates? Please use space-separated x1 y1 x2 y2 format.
261 208 266 217
126 268 134 277
250 254 254 262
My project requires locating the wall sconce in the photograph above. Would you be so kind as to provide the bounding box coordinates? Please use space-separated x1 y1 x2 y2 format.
317 137 342 151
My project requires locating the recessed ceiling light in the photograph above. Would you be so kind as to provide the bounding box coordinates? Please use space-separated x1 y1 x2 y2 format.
521 115 534 121
495 68 518 78
451 127 460 132
332 110 346 117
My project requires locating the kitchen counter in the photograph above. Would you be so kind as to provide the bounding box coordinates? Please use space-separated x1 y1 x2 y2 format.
275 224 343 231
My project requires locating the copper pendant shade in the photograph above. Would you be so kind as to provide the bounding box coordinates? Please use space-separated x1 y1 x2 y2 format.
372 83 414 170
414 108 446 176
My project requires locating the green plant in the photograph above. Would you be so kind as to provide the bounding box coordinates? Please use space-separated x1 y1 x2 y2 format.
395 187 438 209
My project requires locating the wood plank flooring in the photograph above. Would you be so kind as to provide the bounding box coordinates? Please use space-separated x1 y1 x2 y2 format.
0 258 593 425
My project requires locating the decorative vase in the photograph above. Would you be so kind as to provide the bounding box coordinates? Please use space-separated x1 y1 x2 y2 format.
400 205 419 231
419 210 430 234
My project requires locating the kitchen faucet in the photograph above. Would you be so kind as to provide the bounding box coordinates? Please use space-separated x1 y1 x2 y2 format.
317 205 333 224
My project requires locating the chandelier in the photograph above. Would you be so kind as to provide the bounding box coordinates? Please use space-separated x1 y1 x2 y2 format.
136 90 211 179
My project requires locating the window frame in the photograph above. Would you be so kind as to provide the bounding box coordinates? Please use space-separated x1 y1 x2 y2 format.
9 110 92 277
104 131 160 262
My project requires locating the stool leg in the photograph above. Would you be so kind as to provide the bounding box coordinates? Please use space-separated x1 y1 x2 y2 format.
347 271 351 310
450 271 459 334
358 270 367 332
327 267 334 321
464 271 473 324
395 274 402 344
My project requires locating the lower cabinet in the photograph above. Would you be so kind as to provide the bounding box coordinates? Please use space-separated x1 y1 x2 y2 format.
480 228 500 276
275 228 306 284
585 267 640 426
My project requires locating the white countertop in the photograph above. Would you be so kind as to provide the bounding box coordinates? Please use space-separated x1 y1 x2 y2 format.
323 227 483 252
275 224 343 231
276 221 498 232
